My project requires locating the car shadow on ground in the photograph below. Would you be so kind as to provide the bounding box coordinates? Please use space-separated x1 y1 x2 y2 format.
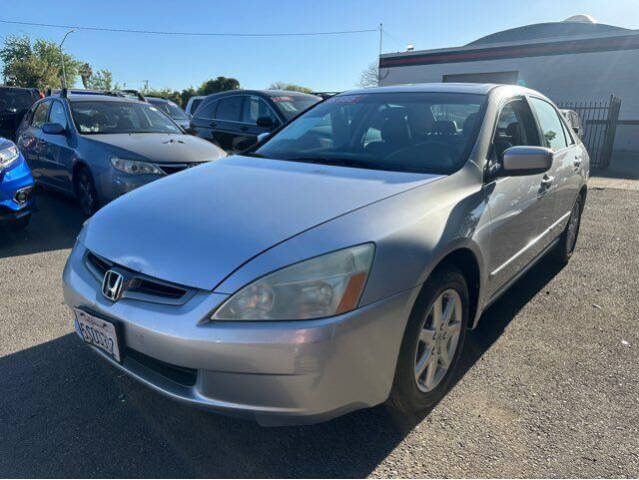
0 189 84 258
0 255 565 478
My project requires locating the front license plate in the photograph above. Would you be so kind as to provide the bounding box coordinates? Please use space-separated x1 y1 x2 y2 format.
75 309 121 362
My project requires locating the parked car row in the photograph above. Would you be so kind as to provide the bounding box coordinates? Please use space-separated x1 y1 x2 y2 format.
57 83 589 426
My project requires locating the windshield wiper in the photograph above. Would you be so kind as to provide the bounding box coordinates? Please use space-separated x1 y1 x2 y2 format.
284 156 371 168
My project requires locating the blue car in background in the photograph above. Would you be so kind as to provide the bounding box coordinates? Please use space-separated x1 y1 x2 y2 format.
16 89 225 217
0 137 34 231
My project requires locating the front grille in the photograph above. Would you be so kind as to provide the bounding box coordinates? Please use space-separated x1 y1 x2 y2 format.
157 162 203 175
85 250 191 305
130 278 186 299
126 348 197 387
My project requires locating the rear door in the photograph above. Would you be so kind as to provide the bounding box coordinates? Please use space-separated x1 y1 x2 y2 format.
484 97 549 297
212 95 244 151
528 96 573 243
39 99 74 191
190 99 218 144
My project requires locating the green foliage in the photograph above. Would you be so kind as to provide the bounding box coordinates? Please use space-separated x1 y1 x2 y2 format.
143 87 183 106
199 76 240 96
88 69 114 91
79 63 93 89
0 35 81 90
269 82 313 93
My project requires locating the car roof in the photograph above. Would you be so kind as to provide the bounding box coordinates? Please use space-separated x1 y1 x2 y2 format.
202 89 320 101
341 83 500 96
64 94 145 103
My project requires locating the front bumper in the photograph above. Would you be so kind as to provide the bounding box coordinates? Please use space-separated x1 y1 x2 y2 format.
62 241 417 425
0 156 34 224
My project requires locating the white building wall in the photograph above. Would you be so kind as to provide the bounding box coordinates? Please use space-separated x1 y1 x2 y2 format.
379 48 639 151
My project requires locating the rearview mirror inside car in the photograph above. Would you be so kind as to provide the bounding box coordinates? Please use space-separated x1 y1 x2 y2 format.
42 122 66 135
500 146 553 176
256 116 275 129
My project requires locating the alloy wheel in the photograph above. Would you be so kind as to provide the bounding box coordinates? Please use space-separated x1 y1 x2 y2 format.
413 289 463 392
78 171 95 217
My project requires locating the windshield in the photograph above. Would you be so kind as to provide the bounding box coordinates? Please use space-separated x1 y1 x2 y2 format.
70 101 182 134
255 92 485 174
270 95 321 121
0 88 38 113
149 99 189 120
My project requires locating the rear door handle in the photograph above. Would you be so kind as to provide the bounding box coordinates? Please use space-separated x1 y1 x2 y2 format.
209 121 217 127
240 125 249 132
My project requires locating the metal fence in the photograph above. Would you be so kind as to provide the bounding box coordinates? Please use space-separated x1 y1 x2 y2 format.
558 95 621 170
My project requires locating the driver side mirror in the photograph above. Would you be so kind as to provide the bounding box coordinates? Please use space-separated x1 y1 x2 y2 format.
499 146 553 176
42 122 66 135
256 116 275 129
257 132 269 143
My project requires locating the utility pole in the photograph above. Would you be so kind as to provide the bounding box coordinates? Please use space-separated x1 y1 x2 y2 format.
59 29 75 89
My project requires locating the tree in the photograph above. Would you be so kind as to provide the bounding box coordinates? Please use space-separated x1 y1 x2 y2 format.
88 69 114 91
0 35 81 90
269 82 313 93
358 62 379 88
199 76 240 96
79 63 93 89
143 87 183 106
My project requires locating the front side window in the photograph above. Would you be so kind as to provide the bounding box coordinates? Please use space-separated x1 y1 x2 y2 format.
529 97 567 151
254 92 485 175
48 101 68 129
70 101 181 134
491 98 541 162
31 101 50 129
241 96 278 125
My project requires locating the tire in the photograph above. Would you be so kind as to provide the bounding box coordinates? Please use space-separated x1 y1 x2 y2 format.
387 266 469 419
75 167 99 218
553 194 584 264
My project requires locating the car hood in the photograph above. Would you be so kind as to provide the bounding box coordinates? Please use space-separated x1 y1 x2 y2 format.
83 155 443 290
83 133 225 163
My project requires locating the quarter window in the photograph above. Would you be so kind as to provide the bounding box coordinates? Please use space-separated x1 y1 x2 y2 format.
529 97 567 151
31 101 50 129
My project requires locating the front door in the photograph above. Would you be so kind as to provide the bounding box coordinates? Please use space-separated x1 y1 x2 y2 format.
528 96 575 242
484 97 552 297
18 100 50 183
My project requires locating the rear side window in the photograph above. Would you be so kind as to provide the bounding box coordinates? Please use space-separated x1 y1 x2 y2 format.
31 101 50 128
48 101 68 129
194 100 217 120
529 97 567 151
189 98 203 115
215 96 243 121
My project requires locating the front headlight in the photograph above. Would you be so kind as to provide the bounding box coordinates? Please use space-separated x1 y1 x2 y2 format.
111 157 164 175
0 143 19 169
212 243 375 321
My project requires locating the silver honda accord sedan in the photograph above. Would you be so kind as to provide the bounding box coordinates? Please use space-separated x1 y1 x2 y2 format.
62 83 588 426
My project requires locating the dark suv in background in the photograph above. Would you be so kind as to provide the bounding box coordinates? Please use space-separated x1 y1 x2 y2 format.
190 90 320 151
0 87 41 140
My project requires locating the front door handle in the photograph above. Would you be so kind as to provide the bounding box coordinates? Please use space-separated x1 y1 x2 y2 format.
240 125 248 132
541 175 554 188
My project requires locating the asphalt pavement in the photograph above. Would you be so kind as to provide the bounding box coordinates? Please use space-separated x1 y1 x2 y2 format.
1 186 638 478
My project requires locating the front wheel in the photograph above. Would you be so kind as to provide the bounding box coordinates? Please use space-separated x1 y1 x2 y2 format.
388 266 469 419
75 167 99 218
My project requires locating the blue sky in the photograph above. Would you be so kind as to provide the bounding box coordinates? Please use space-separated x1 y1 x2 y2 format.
1 0 637 92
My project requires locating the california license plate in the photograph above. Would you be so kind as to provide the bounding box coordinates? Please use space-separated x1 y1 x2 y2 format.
75 309 121 362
